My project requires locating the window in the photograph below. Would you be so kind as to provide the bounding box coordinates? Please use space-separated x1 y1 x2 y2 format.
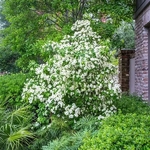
136 0 145 10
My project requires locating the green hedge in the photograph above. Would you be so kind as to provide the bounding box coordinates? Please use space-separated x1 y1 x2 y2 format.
115 94 150 115
80 113 150 150
0 73 28 108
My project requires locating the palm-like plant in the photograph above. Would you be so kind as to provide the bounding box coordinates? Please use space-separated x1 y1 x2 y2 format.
0 102 35 150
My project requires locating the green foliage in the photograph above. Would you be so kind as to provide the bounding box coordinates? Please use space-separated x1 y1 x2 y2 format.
32 95 150 150
111 21 135 51
29 116 71 150
0 72 50 130
22 20 120 125
0 47 20 73
0 73 28 108
73 115 100 132
115 94 150 115
87 0 134 39
42 116 101 150
80 113 150 150
0 103 34 150
1 0 134 69
0 0 18 73
1 0 47 68
1 0 86 69
30 95 150 150
0 0 9 29
110 50 118 66
99 0 134 24
43 131 87 150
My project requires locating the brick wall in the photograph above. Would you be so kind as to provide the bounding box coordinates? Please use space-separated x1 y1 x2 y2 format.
135 5 150 100
119 50 135 92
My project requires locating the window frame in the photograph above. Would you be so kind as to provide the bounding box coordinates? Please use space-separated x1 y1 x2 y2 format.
134 0 150 19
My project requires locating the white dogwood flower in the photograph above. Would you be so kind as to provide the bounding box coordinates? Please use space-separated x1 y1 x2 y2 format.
22 20 121 122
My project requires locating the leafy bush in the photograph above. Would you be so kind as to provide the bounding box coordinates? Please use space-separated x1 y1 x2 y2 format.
0 73 28 108
0 47 20 73
111 21 135 51
80 113 150 150
40 95 150 150
29 117 71 150
42 116 101 150
42 131 87 150
115 94 150 115
73 115 101 132
0 103 34 150
22 20 121 125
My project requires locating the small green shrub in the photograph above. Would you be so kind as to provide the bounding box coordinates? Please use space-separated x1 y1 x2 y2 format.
29 116 71 150
73 115 100 132
111 21 135 51
115 94 150 115
0 73 28 108
80 113 150 150
42 116 101 150
42 131 88 150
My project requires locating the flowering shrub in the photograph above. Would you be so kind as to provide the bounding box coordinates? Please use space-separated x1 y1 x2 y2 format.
22 20 121 124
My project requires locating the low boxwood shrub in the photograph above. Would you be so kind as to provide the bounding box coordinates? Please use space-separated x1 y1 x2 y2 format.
115 94 150 115
80 113 150 150
0 73 28 108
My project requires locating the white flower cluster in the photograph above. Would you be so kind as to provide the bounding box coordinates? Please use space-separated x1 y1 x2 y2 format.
22 20 121 121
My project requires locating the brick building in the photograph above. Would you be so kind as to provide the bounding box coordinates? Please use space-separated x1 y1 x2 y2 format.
135 0 150 100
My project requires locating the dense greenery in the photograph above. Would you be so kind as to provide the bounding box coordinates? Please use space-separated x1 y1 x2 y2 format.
0 0 134 70
42 95 150 150
0 48 20 73
0 73 28 108
0 1 145 150
0 103 34 150
42 116 100 150
80 113 150 150
0 0 16 73
29 116 71 150
0 71 150 150
111 21 135 51
22 20 120 125
115 94 150 115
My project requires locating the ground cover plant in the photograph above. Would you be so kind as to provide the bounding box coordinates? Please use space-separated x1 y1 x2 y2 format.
22 20 121 126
